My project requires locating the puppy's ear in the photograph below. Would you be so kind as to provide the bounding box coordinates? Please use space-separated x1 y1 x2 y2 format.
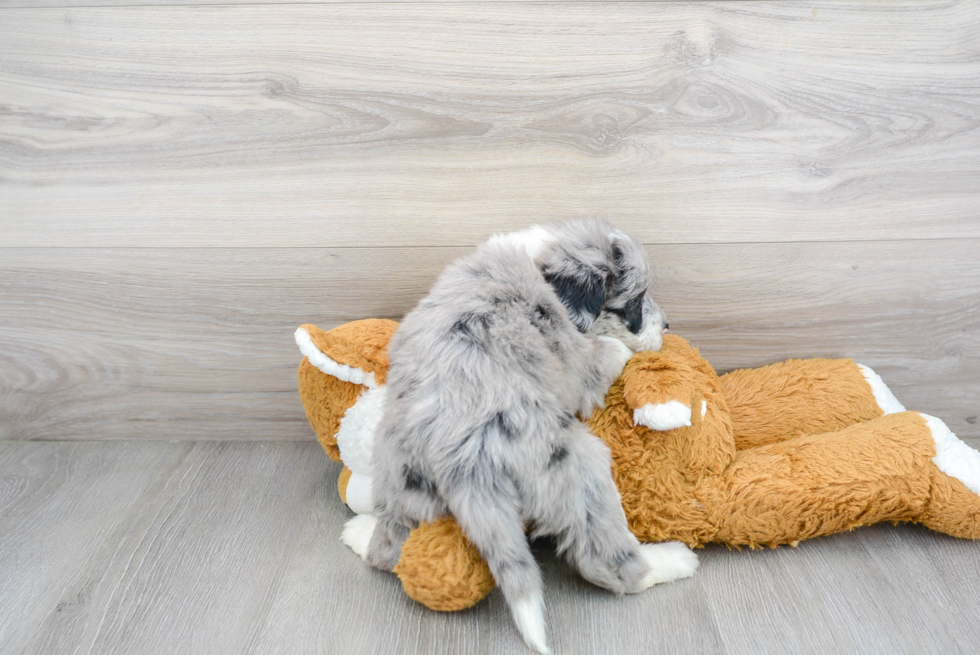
608 233 645 290
542 260 608 332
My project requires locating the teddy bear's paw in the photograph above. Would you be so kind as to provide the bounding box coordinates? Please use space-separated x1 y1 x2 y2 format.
633 542 699 590
922 413 980 496
633 401 693 431
857 364 906 414
341 514 378 560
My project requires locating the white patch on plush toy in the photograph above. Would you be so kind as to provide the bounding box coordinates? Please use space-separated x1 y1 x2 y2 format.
342 514 378 560
294 327 378 389
486 224 554 262
633 541 700 589
634 401 692 431
857 364 905 414
336 385 387 475
701 400 707 417
511 594 551 655
922 413 980 496
345 471 375 515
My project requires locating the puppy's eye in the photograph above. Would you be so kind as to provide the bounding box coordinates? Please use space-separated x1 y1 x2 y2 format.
618 299 643 334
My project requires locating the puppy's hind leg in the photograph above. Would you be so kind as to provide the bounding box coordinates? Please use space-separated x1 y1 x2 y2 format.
361 475 448 572
364 515 411 571
446 471 551 655
533 422 698 594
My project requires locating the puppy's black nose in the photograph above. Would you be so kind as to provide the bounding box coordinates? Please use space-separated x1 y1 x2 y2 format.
664 322 669 331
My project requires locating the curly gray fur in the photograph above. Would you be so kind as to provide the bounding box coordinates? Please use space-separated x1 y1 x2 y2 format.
364 218 687 653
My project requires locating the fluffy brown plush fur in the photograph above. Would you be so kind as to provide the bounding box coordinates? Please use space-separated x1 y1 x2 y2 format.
602 335 980 547
394 517 495 611
299 321 980 611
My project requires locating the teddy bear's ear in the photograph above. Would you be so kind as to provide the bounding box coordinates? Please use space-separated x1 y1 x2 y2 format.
295 319 397 461
294 319 398 387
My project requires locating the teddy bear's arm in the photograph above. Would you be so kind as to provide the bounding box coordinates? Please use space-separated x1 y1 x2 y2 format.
621 345 699 432
719 357 898 450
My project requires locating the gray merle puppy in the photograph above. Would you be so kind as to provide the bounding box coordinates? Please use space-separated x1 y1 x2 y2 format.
343 218 698 654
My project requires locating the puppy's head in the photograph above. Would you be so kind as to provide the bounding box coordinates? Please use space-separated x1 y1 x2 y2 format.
531 218 668 351
592 229 668 352
590 293 667 352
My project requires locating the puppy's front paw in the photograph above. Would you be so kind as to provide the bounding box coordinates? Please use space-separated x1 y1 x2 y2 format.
597 335 634 373
633 542 699 591
341 514 378 560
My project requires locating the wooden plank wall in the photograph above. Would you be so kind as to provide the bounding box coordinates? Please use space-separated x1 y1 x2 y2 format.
1 1 978 441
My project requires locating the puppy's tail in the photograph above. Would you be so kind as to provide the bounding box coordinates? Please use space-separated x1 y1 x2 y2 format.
448 475 551 655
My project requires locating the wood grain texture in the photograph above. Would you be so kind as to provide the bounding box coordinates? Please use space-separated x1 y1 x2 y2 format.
851 525 980 654
1 239 977 442
21 440 329 655
1 1 979 246
1 0 723 7
0 441 178 652
697 525 975 654
4 441 980 654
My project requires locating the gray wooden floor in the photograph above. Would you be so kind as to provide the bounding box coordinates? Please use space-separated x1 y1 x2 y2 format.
3 440 979 655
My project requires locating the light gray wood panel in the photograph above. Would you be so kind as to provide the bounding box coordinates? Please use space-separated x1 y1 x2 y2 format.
852 525 980 653
0 247 452 441
538 553 724 654
21 440 329 655
0 0 722 6
0 441 178 652
2 1 978 246
697 525 972 654
2 239 977 442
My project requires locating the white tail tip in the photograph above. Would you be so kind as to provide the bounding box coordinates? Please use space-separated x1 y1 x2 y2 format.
511 594 551 655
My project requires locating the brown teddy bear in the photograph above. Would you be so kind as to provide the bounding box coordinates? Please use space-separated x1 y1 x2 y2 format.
296 319 980 612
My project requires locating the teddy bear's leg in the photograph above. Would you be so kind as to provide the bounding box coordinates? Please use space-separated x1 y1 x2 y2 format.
916 414 980 539
393 516 496 612
358 456 451 572
529 421 698 594
719 358 900 450
712 412 931 547
710 411 980 547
